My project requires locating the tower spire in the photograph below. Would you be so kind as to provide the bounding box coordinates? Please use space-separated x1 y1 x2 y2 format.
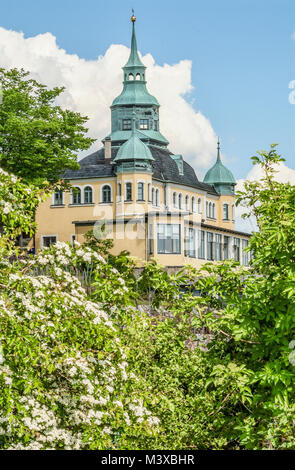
124 11 144 68
217 138 221 163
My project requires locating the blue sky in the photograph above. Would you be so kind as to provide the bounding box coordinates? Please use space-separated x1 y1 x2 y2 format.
1 0 294 179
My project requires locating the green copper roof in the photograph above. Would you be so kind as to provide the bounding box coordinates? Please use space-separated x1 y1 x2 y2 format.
112 82 159 107
204 140 236 185
111 17 159 107
104 128 169 145
113 117 154 163
124 21 145 69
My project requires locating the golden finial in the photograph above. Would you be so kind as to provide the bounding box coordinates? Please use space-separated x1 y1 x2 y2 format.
131 8 136 22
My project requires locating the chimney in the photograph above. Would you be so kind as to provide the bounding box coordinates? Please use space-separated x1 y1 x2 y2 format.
104 137 112 160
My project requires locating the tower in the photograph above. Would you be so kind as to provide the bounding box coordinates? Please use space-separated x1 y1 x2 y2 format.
104 13 169 148
203 140 236 195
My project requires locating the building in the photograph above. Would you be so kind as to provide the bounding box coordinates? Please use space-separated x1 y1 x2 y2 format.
35 14 251 270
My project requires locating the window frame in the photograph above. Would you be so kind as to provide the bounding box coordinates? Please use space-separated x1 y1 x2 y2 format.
101 184 112 204
42 235 58 248
157 224 181 255
198 230 205 259
84 185 94 204
223 203 229 220
125 182 132 202
137 182 145 201
122 119 132 130
71 186 82 205
139 118 149 130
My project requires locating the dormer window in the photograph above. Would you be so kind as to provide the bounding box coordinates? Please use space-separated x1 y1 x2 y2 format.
154 120 159 131
139 119 149 130
122 119 132 130
136 73 141 80
128 73 134 81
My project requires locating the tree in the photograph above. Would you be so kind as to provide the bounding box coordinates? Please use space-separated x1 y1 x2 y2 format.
0 68 94 185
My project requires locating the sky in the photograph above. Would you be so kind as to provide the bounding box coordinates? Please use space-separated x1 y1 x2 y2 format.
0 0 294 211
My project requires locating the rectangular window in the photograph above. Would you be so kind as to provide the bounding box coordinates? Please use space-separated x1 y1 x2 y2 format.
242 239 249 266
139 119 149 130
214 234 222 261
223 204 229 220
224 236 230 260
184 227 196 258
125 182 132 201
148 183 152 202
157 224 181 254
207 232 214 260
148 224 154 255
137 182 144 201
42 236 57 248
122 119 131 130
53 190 63 206
233 237 240 262
198 230 205 259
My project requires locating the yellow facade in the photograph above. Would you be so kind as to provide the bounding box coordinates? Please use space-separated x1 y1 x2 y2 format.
35 171 251 271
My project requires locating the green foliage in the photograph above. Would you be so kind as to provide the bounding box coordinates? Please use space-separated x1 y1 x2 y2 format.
84 229 114 256
0 68 94 185
1 144 295 449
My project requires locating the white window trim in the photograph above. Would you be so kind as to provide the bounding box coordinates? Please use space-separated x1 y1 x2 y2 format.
41 234 58 248
100 184 113 203
52 190 64 206
70 185 83 205
197 197 202 214
124 180 132 202
178 193 183 210
83 184 95 204
152 186 160 207
137 180 145 201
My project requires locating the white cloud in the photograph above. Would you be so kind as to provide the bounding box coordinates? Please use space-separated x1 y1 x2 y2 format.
0 26 218 172
235 161 295 233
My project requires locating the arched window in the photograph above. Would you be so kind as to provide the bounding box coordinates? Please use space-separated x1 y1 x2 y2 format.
128 73 134 81
178 194 182 209
173 192 177 208
192 196 196 213
84 186 93 204
53 189 63 206
212 203 216 219
185 195 189 211
232 204 235 220
102 185 112 203
209 202 212 218
155 189 159 207
152 188 155 205
72 187 81 205
136 73 141 80
117 182 122 202
198 198 202 214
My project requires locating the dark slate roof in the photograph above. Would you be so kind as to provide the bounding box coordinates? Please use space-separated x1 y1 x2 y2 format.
63 146 217 195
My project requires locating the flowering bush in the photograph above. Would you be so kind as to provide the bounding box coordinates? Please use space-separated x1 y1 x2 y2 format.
0 170 159 449
0 241 160 449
